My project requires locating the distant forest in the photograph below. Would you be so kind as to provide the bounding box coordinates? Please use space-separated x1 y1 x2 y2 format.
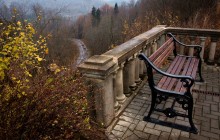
0 0 219 66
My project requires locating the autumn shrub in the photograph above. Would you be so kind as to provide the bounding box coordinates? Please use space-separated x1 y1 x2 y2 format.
0 22 105 139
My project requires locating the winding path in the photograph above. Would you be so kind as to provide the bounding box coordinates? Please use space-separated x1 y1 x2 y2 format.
72 39 89 67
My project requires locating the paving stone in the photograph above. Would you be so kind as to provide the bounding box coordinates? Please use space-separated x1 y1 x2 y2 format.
159 131 170 140
194 115 209 122
122 129 133 139
178 136 193 140
149 134 159 140
108 134 117 140
213 97 220 102
146 122 155 128
118 120 131 127
169 129 181 140
134 130 150 139
180 131 189 138
112 130 124 138
211 104 218 111
128 104 142 111
211 128 220 135
123 112 136 118
124 134 139 140
203 113 218 119
144 127 161 136
135 114 143 120
128 123 136 131
114 125 128 132
211 119 219 129
190 133 209 140
175 119 188 126
119 115 134 123
132 119 139 125
135 121 146 131
200 131 220 139
154 124 172 133
138 107 147 115
211 111 220 116
125 108 139 114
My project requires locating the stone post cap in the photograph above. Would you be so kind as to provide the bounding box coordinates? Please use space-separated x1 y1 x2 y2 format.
78 55 117 79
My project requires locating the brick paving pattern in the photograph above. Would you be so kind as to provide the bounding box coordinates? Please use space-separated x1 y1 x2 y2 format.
108 66 220 140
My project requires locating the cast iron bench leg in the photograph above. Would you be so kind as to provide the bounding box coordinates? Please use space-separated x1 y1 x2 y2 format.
188 94 198 134
143 91 157 121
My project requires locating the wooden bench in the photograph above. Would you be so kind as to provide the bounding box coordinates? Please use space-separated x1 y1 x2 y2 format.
138 33 203 134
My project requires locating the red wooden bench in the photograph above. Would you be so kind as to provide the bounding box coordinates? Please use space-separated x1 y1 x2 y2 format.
138 33 203 134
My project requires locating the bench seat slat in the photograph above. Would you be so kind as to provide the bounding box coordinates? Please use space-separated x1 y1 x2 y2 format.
174 57 192 92
158 56 185 90
157 56 180 88
174 58 199 93
166 56 186 91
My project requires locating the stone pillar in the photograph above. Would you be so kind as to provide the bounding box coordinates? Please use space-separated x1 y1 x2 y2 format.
123 60 131 96
208 37 218 64
147 45 152 57
78 55 117 127
179 36 185 55
134 53 141 85
189 36 195 56
139 50 144 76
151 41 157 54
157 35 166 47
113 71 120 112
128 57 136 91
199 37 206 61
114 63 126 104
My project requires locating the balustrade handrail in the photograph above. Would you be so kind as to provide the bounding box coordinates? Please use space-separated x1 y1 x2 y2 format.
103 26 220 65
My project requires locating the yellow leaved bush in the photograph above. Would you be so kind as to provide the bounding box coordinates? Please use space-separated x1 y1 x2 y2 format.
0 21 47 100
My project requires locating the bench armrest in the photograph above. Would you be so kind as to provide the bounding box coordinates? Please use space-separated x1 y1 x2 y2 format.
167 33 202 58
138 53 194 89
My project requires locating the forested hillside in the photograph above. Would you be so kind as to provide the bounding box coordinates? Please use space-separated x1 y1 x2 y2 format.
73 0 219 55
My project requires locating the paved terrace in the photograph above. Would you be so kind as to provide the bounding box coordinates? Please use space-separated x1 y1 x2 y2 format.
108 64 220 140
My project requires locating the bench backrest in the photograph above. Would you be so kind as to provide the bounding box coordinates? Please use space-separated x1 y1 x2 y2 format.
149 38 174 68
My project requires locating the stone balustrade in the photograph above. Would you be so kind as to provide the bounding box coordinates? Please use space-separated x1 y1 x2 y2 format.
78 25 220 127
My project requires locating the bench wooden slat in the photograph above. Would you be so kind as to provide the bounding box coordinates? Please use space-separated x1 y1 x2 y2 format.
166 56 187 91
174 58 192 92
158 56 182 89
179 58 197 93
174 58 199 93
149 38 173 62
157 56 180 88
154 43 174 68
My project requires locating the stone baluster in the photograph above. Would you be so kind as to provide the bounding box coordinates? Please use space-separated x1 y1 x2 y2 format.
147 44 152 57
179 35 185 55
188 36 195 56
151 41 157 53
78 55 116 127
134 53 141 85
157 34 166 47
199 37 206 61
208 37 218 64
123 57 136 96
139 50 144 77
114 63 126 105
128 56 137 91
